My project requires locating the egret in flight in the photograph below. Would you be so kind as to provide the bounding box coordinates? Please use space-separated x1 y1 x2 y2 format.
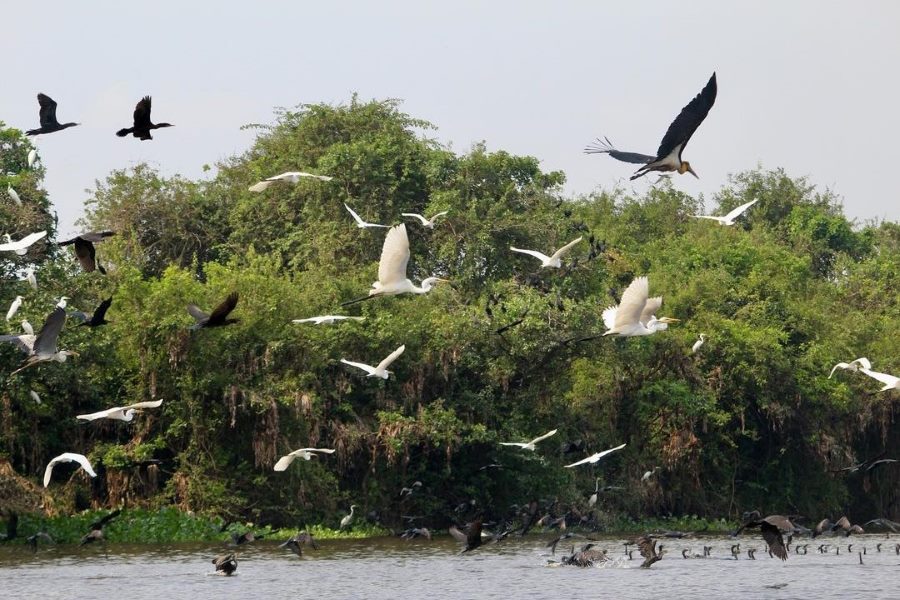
273 447 335 471
859 367 900 392
693 199 758 226
248 171 333 192
7 184 21 206
603 277 678 337
341 224 448 305
510 237 583 268
77 399 164 422
43 453 96 487
116 96 173 140
499 429 558 451
828 357 871 379
26 93 80 136
401 211 449 229
585 73 717 180
344 203 390 229
341 345 405 379
0 231 47 255
292 315 365 325
10 307 77 375
6 296 23 321
564 443 626 468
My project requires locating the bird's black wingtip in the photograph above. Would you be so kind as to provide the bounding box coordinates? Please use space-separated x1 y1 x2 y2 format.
116 128 131 137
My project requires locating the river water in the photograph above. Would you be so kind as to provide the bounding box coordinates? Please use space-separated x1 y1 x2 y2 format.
1 534 897 599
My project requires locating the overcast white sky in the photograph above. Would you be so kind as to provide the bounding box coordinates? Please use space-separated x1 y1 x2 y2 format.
2 1 898 237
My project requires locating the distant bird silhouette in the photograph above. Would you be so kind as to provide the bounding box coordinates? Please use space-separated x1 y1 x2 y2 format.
26 94 79 136
26 531 54 553
70 297 113 328
864 518 899 533
400 527 432 541
230 530 265 545
636 535 663 568
280 531 318 556
117 97 173 140
80 509 121 556
187 292 239 329
212 553 237 575
58 232 115 274
449 518 483 553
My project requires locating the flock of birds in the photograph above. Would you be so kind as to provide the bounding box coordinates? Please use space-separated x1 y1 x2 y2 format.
2 73 898 577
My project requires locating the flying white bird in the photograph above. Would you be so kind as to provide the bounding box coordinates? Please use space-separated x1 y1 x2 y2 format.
564 443 627 468
248 171 333 192
344 203 390 229
6 296 23 321
859 367 900 392
603 277 678 337
342 224 448 305
401 211 449 229
273 447 336 471
21 320 34 335
692 199 758 226
30 390 42 404
828 357 872 379
76 399 164 422
292 315 365 325
25 268 37 290
509 237 583 268
340 345 405 379
692 333 706 354
7 184 21 206
0 231 47 255
28 149 38 168
499 429 558 451
43 452 96 487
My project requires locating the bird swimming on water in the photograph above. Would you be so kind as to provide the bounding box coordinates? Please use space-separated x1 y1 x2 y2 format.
116 96 173 140
26 94 80 136
212 553 237 575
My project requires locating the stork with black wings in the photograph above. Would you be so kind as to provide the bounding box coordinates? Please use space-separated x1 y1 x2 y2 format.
117 97 174 140
586 72 717 180
187 292 239 329
26 93 80 136
58 231 116 274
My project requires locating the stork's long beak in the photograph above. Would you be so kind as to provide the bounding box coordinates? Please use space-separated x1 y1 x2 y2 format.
687 165 699 179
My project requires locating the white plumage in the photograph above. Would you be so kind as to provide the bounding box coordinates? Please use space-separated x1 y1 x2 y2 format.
6 296 23 321
401 211 449 229
828 357 871 379
509 237 583 268
602 277 678 337
499 429 558 451
43 452 96 487
273 447 336 471
564 443 627 468
7 184 21 206
292 315 365 325
76 399 164 422
341 345 405 379
692 199 758 226
248 171 333 192
344 203 390 229
0 231 47 255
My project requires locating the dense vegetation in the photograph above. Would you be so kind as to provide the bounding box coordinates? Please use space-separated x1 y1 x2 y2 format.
1 98 897 537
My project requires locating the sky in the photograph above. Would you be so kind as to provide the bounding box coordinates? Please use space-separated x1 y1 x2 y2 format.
2 1 899 238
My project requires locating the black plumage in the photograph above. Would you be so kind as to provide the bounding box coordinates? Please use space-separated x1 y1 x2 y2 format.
26 94 80 136
74 298 113 328
188 292 239 329
80 509 121 546
449 518 483 553
584 137 656 164
58 232 115 274
116 97 174 140
212 553 237 575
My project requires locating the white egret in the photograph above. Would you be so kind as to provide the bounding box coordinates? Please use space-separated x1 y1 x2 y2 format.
292 315 365 325
273 447 336 471
10 307 77 375
692 333 706 354
43 452 96 487
828 357 872 379
344 203 390 229
30 390 42 404
56 296 70 308
25 268 37 290
6 296 23 321
564 443 627 468
642 466 661 482
248 171 333 192
401 211 449 229
342 224 448 305
509 237 583 268
499 429 558 451
21 320 34 335
0 231 47 255
603 277 678 337
7 184 21 206
340 345 405 379
859 367 900 392
340 505 358 529
692 199 758 226
588 477 601 507
76 399 164 422
28 149 38 167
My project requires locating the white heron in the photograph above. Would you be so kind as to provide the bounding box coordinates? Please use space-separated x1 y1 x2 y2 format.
340 505 358 529
28 149 38 168
859 367 900 392
342 224 448 305
7 184 21 206
273 447 336 471
509 237 583 268
340 345 405 380
499 428 558 451
692 333 706 354
0 231 47 255
828 357 872 379
292 315 365 325
21 320 34 335
602 277 678 337
10 307 77 375
693 199 758 226
30 390 42 404
25 268 37 290
248 171 333 192
344 203 390 229
564 443 627 468
588 477 602 507
43 452 96 487
642 466 661 482
56 296 70 308
6 296 23 321
401 211 449 229
76 399 164 422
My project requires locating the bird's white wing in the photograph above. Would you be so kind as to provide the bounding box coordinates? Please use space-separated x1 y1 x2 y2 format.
429 211 449 220
613 277 649 329
344 203 366 226
268 172 298 182
528 429 558 446
509 247 551 263
860 368 900 389
0 231 47 252
852 357 872 370
376 345 406 372
273 454 297 471
248 181 272 193
564 443 626 468
292 317 322 324
828 362 850 379
8 185 21 206
44 453 96 487
499 442 528 448
639 297 663 325
340 359 378 375
76 407 124 421
125 399 164 411
691 215 725 223
306 448 336 454
723 199 759 222
564 454 598 468
378 224 411 285
401 213 429 225
602 306 618 331
550 237 583 261
0 334 36 354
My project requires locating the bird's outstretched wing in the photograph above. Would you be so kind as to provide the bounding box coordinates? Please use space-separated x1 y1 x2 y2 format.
273 454 297 471
187 304 208 322
564 443 626 468
584 137 657 164
208 293 239 324
448 525 467 543
125 399 163 411
860 368 899 390
550 237 583 261
340 359 377 375
654 72 717 160
90 298 113 325
509 247 550 263
639 297 663 325
529 429 558 446
37 93 59 128
613 277 649 330
43 453 96 487
636 535 657 560
134 97 152 128
344 203 366 225
0 334 36 354
248 180 272 192
376 345 406 372
499 442 528 448
378 225 410 286
33 308 66 356
401 213 429 225
0 231 48 252
79 231 116 243
90 509 122 531
722 199 759 222
760 521 788 560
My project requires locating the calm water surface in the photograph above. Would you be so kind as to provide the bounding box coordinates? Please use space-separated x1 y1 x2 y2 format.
1 534 897 599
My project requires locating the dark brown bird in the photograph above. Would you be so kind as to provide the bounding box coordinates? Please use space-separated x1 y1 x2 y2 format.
735 512 789 560
400 527 432 541
230 530 264 545
831 516 864 537
279 531 318 556
636 535 663 568
58 232 115 274
26 93 80 136
449 518 483 553
116 97 174 140
71 297 113 328
563 543 609 567
80 509 121 556
212 553 237 575
188 292 239 329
